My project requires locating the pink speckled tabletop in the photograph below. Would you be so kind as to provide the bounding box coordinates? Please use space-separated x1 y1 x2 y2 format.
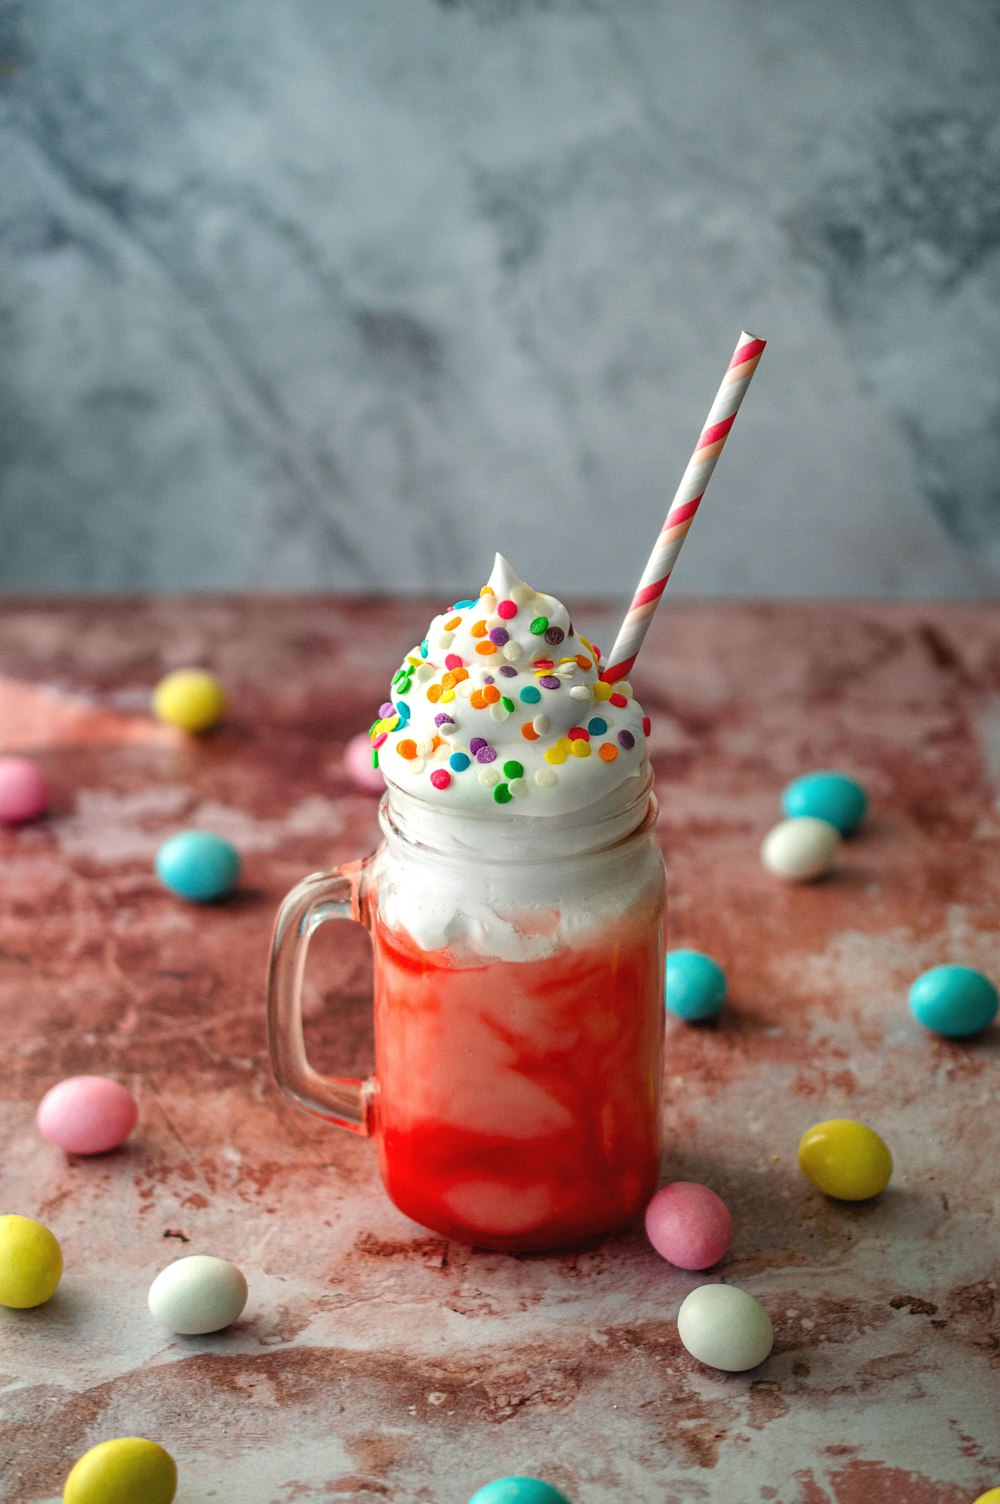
1 599 999 1504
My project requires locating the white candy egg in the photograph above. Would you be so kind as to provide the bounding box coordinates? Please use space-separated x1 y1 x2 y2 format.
761 816 840 881
148 1255 248 1335
677 1283 774 1371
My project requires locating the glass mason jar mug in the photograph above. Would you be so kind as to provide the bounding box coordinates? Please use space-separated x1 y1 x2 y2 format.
266 772 666 1252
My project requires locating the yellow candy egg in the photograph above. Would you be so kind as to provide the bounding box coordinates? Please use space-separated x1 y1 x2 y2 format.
152 669 227 733
0 1215 63 1308
971 1491 1000 1504
64 1438 177 1504
798 1118 893 1201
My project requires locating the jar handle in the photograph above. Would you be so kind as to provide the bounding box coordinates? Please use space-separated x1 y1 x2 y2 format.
266 861 373 1136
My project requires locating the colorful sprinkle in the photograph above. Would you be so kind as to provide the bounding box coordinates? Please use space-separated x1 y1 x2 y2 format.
544 746 567 765
379 702 394 717
521 724 539 741
570 739 592 759
532 658 555 671
444 616 462 631
568 727 589 741
394 702 411 723
427 684 443 703
500 696 515 712
609 692 628 708
482 685 501 705
450 752 471 771
490 702 511 722
535 767 557 788
508 777 528 798
452 599 476 609
445 653 464 670
618 730 636 749
503 760 524 779
599 743 619 762
479 766 500 788
489 627 509 646
475 641 498 656
643 716 652 736
497 600 518 619
539 676 561 690
494 784 512 804
530 617 549 635
480 585 495 597
476 745 498 764
569 686 592 701
440 689 456 703
434 713 453 727
469 737 488 754
372 732 387 749
588 717 608 736
430 769 451 790
575 655 592 671
471 620 488 639
499 665 518 678
544 626 565 646
371 750 379 769
397 740 418 760
593 682 613 702
532 714 550 734
519 685 542 704
469 690 487 709
502 642 523 661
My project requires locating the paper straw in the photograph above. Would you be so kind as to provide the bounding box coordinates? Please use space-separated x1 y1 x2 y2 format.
601 330 766 684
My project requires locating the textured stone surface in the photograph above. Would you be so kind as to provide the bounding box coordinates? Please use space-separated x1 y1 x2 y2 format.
2 1 999 596
1 596 999 1503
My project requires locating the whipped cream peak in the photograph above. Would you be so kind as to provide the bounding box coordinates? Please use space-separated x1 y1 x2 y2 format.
369 559 650 816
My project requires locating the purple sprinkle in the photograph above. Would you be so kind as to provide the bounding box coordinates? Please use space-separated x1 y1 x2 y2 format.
469 737 488 754
483 674 495 685
380 702 394 717
489 627 510 646
539 675 561 690
475 745 497 764
434 713 455 728
618 729 636 750
544 626 565 646
498 665 518 678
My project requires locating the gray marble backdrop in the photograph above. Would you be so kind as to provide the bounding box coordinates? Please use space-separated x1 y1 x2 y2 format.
1 0 998 597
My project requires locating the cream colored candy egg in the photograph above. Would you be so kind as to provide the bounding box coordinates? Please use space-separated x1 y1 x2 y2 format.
761 816 840 881
148 1254 248 1335
677 1283 774 1371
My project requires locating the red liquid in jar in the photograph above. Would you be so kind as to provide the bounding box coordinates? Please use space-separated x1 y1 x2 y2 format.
371 901 664 1251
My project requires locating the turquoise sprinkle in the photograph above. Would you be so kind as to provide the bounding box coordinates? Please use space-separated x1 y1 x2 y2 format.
587 716 608 736
449 752 471 772
452 599 476 609
519 685 542 704
420 639 429 658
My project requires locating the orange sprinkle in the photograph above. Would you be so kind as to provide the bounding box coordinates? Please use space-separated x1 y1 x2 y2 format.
426 684 442 703
451 667 469 683
441 672 457 690
482 685 501 705
431 735 444 750
480 585 495 597
471 620 488 639
397 739 418 760
575 655 592 671
470 690 486 709
521 723 540 741
475 641 498 656
444 615 462 630
599 743 619 762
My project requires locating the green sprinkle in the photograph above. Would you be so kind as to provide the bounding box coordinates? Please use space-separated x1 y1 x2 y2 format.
501 696 515 713
519 685 542 704
493 784 513 804
371 750 379 769
502 760 524 780
530 616 549 635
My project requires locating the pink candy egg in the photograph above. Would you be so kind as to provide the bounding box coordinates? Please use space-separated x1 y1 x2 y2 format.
645 1181 733 1270
37 1076 138 1156
344 732 386 794
0 757 50 825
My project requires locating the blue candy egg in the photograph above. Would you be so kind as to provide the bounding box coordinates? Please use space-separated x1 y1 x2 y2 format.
781 771 868 834
467 1481 573 1504
909 965 998 1038
155 831 240 903
665 950 727 1022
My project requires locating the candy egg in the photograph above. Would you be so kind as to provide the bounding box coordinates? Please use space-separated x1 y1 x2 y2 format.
37 1076 138 1155
798 1118 892 1200
344 731 387 793
970 1491 1000 1504
0 1215 63 1308
645 1182 733 1270
467 1481 573 1504
781 771 868 834
677 1283 774 1371
63 1438 177 1504
155 830 240 902
909 964 998 1038
152 668 227 732
148 1254 248 1335
0 756 50 825
761 816 840 881
665 949 727 1022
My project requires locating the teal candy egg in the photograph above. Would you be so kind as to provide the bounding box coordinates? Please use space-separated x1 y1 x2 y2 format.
781 771 868 834
909 965 998 1038
665 950 727 1022
468 1482 572 1504
155 831 240 902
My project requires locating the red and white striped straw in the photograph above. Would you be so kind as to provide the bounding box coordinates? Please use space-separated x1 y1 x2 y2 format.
601 330 766 684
